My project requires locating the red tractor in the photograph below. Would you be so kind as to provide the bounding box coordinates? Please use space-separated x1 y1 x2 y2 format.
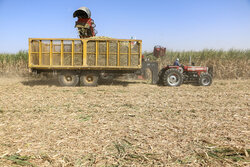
158 64 213 86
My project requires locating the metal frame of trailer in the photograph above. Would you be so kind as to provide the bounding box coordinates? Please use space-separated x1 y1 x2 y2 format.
29 38 142 71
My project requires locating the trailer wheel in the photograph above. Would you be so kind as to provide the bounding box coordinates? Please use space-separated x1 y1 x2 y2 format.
80 73 99 86
199 73 212 86
58 72 79 87
100 73 114 80
162 69 183 87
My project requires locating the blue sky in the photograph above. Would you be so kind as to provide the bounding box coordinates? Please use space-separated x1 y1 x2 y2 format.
0 0 250 53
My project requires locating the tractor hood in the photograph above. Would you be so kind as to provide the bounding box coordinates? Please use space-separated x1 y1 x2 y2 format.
73 7 91 18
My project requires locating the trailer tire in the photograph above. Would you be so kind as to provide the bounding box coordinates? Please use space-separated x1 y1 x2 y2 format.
199 73 212 86
80 73 99 86
100 73 114 80
162 69 183 87
58 72 79 87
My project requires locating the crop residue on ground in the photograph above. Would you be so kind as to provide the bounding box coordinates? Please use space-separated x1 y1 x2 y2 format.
0 77 249 166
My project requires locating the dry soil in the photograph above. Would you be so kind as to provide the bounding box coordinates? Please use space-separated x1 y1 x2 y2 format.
0 77 249 166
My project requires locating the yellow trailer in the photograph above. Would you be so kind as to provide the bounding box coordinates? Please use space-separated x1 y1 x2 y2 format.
29 38 142 86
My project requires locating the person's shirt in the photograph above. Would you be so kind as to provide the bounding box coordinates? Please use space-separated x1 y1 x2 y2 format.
173 60 180 66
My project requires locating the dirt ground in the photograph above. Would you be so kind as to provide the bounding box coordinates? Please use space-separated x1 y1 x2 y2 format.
0 77 249 167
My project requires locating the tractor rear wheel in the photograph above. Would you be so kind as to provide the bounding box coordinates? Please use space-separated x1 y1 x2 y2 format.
58 72 79 87
80 73 99 86
162 69 183 86
157 68 166 85
199 73 212 86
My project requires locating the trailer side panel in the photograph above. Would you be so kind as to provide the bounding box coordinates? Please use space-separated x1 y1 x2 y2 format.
29 38 142 70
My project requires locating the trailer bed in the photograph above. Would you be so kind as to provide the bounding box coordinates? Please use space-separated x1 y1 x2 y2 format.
29 38 142 71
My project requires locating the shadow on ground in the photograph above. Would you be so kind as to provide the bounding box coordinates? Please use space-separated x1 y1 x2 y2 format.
21 78 140 87
98 79 140 87
21 78 60 87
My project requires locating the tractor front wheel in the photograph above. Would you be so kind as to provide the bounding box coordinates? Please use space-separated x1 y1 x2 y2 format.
199 73 212 86
162 69 183 87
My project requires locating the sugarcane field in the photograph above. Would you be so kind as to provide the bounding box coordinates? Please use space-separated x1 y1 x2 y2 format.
0 1 250 167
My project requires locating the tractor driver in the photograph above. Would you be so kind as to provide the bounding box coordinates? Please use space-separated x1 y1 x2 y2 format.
174 58 180 66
